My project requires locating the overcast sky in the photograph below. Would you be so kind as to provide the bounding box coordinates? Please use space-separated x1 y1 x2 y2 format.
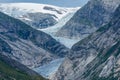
0 0 89 7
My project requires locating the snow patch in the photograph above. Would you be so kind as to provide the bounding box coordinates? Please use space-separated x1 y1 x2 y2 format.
20 17 32 21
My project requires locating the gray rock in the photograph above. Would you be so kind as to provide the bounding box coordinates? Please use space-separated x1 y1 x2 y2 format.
56 0 120 40
53 4 120 80
22 12 57 29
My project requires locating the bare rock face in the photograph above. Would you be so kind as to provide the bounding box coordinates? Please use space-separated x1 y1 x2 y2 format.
53 4 120 80
56 0 120 40
0 12 69 68
21 12 57 29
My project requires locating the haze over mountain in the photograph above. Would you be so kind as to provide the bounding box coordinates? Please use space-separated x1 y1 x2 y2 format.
0 0 89 7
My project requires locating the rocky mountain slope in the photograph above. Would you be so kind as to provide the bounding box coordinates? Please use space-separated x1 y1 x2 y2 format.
53 4 120 80
0 53 46 80
56 0 120 40
0 11 69 69
0 3 75 29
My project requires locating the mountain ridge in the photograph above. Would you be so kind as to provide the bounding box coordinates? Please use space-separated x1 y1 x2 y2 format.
56 0 120 40
52 3 120 80
0 11 69 69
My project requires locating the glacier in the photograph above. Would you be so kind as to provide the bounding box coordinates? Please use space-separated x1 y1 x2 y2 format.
39 9 79 34
0 3 80 48
40 8 80 48
0 3 78 29
0 3 76 21
52 36 80 48
33 58 64 78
